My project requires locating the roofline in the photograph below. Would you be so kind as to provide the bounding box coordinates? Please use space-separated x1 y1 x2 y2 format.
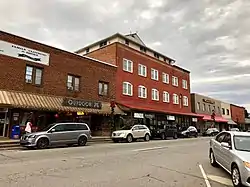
0 30 117 68
124 32 146 46
230 103 245 109
74 32 175 62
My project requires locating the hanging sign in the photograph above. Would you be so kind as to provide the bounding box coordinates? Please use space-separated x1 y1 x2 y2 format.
0 40 50 66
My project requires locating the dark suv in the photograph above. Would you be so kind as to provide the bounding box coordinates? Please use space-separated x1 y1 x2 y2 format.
149 124 178 140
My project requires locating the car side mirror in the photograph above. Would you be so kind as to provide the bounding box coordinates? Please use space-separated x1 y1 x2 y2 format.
221 142 231 149
50 129 56 133
132 129 135 131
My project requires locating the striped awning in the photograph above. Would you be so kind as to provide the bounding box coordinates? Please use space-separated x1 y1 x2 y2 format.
0 90 125 115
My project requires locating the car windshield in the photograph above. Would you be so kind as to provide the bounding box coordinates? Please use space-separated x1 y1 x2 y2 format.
234 136 250 152
42 123 55 131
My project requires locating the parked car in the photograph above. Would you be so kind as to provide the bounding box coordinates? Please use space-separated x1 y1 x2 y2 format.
178 126 198 138
111 124 151 143
230 128 240 132
203 128 220 136
209 131 250 187
149 124 178 140
20 123 91 149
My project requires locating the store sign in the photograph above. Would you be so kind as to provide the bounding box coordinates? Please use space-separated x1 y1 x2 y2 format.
192 118 198 122
144 114 155 119
62 98 102 109
167 115 175 121
134 113 144 119
202 99 215 104
0 40 50 66
77 112 85 115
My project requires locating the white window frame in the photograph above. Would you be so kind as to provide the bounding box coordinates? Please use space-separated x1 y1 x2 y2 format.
182 79 188 89
173 94 179 104
163 91 170 103
151 68 159 81
172 76 178 87
151 89 159 101
162 73 169 84
122 82 133 96
138 64 147 77
183 96 188 106
123 58 133 73
138 85 147 98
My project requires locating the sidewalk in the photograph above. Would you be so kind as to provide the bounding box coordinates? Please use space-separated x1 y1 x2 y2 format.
0 136 112 150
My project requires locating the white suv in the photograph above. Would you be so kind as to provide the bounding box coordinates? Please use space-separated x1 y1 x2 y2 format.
112 125 151 143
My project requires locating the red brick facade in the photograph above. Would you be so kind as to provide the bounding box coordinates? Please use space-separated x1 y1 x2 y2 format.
86 43 192 115
230 104 245 124
0 31 116 102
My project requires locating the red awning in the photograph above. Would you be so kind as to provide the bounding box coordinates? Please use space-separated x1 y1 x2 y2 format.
201 114 228 123
117 103 203 117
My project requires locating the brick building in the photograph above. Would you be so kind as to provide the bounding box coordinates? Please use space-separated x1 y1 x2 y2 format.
0 31 124 138
76 33 200 129
230 104 245 130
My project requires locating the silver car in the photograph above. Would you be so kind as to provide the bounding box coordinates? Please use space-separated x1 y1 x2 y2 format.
20 123 91 149
209 131 250 187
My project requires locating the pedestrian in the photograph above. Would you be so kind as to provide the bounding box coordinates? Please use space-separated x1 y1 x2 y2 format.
25 120 32 134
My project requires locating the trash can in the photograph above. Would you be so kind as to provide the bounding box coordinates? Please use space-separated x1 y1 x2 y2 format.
11 125 20 139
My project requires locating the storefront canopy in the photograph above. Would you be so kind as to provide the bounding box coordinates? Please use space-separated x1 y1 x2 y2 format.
0 90 125 115
202 114 228 123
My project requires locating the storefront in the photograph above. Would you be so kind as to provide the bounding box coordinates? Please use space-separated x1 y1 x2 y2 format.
197 114 228 132
0 89 125 138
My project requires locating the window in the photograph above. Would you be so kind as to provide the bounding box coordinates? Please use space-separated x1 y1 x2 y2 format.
163 91 170 103
162 73 169 84
138 125 147 130
98 82 109 96
183 96 188 106
197 102 200 110
53 124 67 132
138 64 147 77
172 76 178 86
138 85 147 98
123 58 133 73
151 89 159 101
222 108 225 115
182 79 188 89
25 65 43 85
227 109 230 115
125 39 129 45
154 53 160 59
67 75 80 91
173 94 179 104
218 107 220 114
76 124 88 130
215 132 226 143
140 46 147 53
151 69 159 80
99 40 107 48
86 48 89 53
208 105 211 112
213 106 216 112
123 82 133 96
203 103 206 111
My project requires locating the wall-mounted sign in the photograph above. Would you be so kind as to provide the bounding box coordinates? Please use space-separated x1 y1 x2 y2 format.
167 115 175 121
202 99 215 104
0 40 50 66
192 118 198 122
134 113 144 119
77 112 85 115
144 114 155 119
62 98 102 109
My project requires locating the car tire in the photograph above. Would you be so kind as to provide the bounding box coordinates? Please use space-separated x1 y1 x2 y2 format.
231 165 242 187
78 136 87 146
126 134 133 143
210 150 218 167
194 133 198 138
36 138 49 149
144 134 150 141
161 133 166 140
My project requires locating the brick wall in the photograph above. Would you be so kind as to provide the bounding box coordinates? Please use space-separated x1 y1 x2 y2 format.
0 31 116 102
230 104 245 124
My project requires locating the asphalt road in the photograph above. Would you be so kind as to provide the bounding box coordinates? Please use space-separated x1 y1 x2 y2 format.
0 137 233 187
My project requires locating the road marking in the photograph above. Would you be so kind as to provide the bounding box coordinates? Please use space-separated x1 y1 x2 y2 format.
199 164 211 187
132 146 167 152
207 175 232 186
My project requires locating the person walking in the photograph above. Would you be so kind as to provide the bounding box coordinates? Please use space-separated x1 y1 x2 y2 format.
25 120 32 134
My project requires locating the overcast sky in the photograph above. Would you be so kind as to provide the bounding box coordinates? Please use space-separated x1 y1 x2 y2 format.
1 0 249 112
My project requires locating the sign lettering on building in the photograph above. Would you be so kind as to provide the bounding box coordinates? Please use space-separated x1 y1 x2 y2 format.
134 113 144 119
62 98 102 109
0 40 50 66
202 99 215 104
144 114 155 119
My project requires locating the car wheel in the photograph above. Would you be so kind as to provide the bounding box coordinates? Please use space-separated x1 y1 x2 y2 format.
210 150 218 167
231 165 242 187
194 133 198 138
126 134 133 143
78 136 87 146
144 134 150 141
161 133 166 140
37 138 49 149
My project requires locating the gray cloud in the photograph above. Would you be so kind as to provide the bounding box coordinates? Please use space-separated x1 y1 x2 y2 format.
1 0 249 111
